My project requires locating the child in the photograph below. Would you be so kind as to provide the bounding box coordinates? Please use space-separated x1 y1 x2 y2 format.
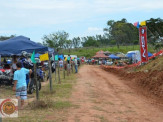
13 62 32 109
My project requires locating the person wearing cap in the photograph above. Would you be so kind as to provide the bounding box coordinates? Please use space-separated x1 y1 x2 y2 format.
74 57 78 73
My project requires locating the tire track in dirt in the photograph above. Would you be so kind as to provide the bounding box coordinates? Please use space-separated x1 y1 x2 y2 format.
67 65 163 122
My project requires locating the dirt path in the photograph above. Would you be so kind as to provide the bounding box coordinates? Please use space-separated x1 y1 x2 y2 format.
67 65 163 122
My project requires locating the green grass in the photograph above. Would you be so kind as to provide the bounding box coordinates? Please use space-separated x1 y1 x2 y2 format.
0 85 14 98
3 68 77 122
60 45 155 58
135 55 163 72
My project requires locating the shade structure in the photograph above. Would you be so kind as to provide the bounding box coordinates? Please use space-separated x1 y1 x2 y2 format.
109 54 120 59
0 36 48 56
126 53 135 58
148 52 153 57
93 53 108 58
35 53 41 58
116 53 126 58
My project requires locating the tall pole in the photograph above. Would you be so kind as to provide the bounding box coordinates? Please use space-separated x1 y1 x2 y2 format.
48 53 53 91
58 61 61 84
54 55 57 82
34 63 39 100
63 60 65 79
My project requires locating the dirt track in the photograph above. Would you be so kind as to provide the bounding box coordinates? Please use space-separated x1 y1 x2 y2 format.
67 65 163 122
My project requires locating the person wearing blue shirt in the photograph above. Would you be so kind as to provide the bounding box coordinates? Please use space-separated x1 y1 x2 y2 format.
13 62 32 109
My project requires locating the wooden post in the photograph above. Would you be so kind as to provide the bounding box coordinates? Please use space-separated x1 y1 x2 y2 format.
72 62 73 73
58 61 61 84
63 60 65 79
34 63 39 100
67 61 69 76
48 59 53 91
69 59 71 75
54 59 57 82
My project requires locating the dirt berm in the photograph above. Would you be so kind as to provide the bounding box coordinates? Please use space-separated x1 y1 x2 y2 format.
102 65 163 105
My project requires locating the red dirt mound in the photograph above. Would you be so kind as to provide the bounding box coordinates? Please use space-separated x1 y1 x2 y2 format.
101 65 163 104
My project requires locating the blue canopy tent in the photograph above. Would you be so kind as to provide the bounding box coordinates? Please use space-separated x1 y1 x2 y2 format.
0 36 48 56
58 55 64 60
35 53 41 58
126 52 135 58
126 52 153 58
109 54 120 59
148 52 153 57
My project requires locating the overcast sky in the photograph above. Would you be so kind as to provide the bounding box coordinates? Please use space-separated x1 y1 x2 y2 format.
0 0 163 42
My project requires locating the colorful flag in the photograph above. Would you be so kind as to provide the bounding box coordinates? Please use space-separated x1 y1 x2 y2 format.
140 21 146 26
40 53 49 61
134 22 139 28
31 50 36 63
64 57 67 61
55 55 58 61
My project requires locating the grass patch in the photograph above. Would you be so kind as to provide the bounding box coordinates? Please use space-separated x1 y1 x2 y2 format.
0 85 14 98
3 68 77 122
136 56 163 72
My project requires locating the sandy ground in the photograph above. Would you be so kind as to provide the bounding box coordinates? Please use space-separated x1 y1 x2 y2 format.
67 65 163 122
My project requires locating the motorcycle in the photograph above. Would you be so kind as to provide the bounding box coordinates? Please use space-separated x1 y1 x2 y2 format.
0 67 13 86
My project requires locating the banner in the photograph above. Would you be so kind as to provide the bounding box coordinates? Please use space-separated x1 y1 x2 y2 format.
40 53 49 61
55 55 58 61
31 50 36 63
139 26 148 63
140 21 146 26
134 22 139 28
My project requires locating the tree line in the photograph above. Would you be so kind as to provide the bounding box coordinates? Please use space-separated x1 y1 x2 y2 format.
1 18 163 50
42 18 163 50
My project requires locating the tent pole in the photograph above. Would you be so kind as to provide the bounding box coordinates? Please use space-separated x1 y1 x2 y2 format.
34 63 39 100
48 53 53 92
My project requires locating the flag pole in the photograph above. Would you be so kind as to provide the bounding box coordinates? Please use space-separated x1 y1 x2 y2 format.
48 52 53 92
34 63 39 100
31 50 39 100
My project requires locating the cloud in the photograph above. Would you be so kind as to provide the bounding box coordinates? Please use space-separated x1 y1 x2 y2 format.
0 0 163 28
82 27 104 37
0 0 163 41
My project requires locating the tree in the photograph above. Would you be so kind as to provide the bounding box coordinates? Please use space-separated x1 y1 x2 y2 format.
82 36 100 47
104 19 138 48
0 35 15 41
95 35 110 46
42 31 69 49
72 37 81 48
146 18 163 50
64 40 72 49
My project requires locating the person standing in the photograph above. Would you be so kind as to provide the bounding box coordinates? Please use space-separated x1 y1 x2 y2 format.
67 55 71 75
13 62 32 109
74 57 78 73
11 55 17 74
59 59 63 70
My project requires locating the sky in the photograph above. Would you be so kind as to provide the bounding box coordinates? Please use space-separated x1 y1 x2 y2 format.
0 0 163 43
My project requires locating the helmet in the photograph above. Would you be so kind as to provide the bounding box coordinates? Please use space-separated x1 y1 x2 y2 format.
21 51 28 57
